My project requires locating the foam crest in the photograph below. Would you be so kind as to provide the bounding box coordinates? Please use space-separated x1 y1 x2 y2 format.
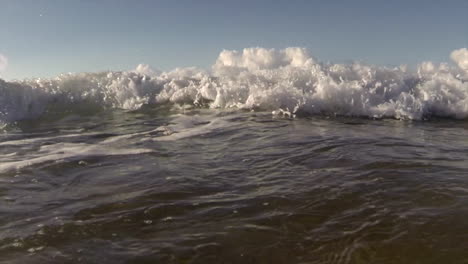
1 47 468 122
0 54 7 73
213 47 314 74
451 48 468 74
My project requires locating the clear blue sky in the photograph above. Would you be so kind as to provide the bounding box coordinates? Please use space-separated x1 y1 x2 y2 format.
1 0 467 80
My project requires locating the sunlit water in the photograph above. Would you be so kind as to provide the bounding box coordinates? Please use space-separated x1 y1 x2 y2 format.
1 107 468 263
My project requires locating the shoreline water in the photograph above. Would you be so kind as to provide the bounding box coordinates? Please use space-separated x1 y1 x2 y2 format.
1 110 468 263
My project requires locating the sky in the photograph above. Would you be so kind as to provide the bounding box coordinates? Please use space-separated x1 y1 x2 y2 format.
0 0 467 80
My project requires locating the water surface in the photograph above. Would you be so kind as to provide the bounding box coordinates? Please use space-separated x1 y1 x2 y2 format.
1 109 468 263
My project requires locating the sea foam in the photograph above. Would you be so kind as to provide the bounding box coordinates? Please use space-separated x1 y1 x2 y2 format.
1 47 467 123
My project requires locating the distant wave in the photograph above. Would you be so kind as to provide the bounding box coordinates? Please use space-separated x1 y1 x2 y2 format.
1 47 467 123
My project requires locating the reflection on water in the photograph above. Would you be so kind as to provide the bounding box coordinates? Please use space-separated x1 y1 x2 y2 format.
1 109 468 263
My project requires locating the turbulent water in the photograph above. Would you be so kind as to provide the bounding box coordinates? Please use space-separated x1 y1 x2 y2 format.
1 48 468 263
1 47 468 125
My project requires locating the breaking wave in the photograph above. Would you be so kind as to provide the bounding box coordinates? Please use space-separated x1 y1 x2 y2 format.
1 47 467 123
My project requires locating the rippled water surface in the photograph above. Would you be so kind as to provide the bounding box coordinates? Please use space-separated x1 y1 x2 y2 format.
1 108 468 263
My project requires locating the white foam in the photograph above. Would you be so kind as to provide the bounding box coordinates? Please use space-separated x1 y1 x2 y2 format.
213 47 314 73
0 54 7 73
1 47 468 121
0 132 101 147
153 114 234 141
0 142 153 173
451 48 468 71
0 114 235 171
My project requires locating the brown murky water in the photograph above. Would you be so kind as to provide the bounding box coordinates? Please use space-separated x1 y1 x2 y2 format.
1 109 468 263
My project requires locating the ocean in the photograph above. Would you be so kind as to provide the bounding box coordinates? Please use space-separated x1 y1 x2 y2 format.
1 47 468 263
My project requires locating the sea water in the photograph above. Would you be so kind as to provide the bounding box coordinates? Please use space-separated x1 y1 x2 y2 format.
1 47 468 263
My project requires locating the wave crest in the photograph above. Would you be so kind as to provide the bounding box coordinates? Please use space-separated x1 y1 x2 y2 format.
1 47 468 123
